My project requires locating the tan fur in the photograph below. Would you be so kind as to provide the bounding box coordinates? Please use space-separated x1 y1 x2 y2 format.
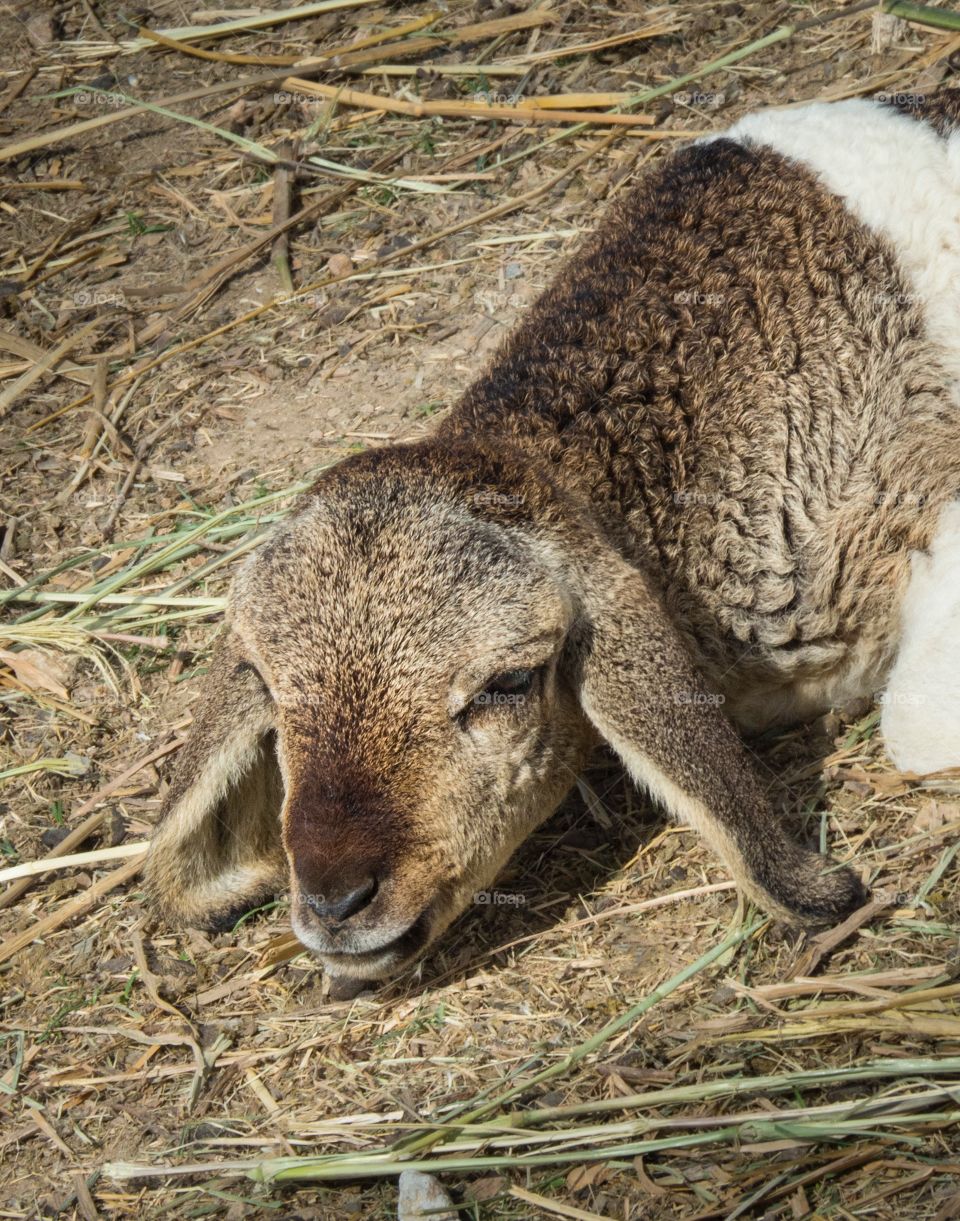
145 94 960 980
146 632 286 927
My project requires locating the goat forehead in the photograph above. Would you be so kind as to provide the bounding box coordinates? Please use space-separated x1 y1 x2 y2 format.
248 496 516 593
260 599 540 713
233 498 557 670
245 558 515 672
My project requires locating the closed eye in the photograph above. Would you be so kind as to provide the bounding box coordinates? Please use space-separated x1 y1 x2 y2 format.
455 666 543 724
484 668 537 697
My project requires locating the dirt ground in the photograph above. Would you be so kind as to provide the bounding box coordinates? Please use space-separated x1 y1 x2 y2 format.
2 1 960 1218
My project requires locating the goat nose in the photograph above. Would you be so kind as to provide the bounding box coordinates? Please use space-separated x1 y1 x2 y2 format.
301 874 377 924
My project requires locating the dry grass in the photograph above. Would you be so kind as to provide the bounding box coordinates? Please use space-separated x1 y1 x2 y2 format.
1 1 959 1217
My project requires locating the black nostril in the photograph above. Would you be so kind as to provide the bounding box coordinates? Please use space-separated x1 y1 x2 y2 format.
302 875 378 924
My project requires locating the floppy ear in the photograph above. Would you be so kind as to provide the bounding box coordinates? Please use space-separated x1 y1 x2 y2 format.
571 563 866 925
145 630 287 931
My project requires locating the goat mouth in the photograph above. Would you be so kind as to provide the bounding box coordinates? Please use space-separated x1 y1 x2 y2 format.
309 907 433 975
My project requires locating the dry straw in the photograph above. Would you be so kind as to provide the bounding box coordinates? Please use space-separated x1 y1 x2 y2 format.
4 1 960 1215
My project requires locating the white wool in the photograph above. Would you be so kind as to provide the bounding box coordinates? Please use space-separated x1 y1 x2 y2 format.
881 502 960 772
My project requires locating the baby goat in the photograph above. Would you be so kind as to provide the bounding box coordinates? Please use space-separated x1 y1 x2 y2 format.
147 92 960 980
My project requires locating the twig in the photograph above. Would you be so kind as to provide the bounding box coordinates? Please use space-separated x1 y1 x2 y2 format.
0 737 181 910
77 354 108 463
0 67 36 116
883 1 960 31
0 67 335 164
0 319 102 418
6 591 226 610
509 1186 607 1221
100 457 142 540
78 0 111 41
56 374 143 504
280 77 657 126
125 0 381 47
0 558 25 588
0 842 147 884
142 10 442 74
502 20 680 65
792 897 890 977
0 332 93 386
330 11 560 70
0 853 145 966
137 25 298 66
271 142 296 295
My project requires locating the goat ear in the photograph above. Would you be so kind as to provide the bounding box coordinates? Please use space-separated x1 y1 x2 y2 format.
145 631 286 931
570 563 866 925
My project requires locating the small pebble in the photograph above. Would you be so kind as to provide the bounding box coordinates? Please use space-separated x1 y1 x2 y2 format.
327 253 354 278
397 1170 457 1221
